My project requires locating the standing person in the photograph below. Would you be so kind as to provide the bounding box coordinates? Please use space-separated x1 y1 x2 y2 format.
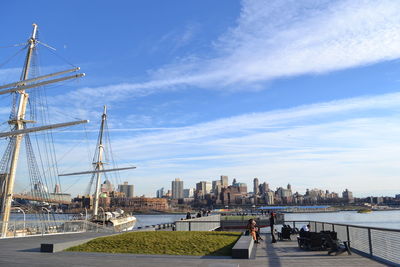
269 211 277 243
186 212 191 220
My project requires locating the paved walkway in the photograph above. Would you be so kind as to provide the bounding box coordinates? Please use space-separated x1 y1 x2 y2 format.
0 232 386 266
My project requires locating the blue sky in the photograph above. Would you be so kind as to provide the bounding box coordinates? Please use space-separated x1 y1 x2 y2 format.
2 0 400 197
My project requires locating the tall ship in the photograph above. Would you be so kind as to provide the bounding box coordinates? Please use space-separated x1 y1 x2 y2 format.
59 106 137 231
0 24 135 236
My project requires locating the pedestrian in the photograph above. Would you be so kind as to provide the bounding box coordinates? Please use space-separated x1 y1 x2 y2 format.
270 211 277 243
186 212 191 220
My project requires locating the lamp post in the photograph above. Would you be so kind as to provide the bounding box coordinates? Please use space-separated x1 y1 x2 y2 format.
11 207 25 235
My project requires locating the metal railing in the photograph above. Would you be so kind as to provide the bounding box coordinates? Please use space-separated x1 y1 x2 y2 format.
0 220 115 238
175 214 220 231
285 220 400 266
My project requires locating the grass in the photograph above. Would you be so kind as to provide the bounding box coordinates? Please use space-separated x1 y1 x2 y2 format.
66 231 241 256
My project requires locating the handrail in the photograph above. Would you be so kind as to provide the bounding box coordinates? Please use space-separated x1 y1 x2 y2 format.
285 220 400 266
284 220 400 233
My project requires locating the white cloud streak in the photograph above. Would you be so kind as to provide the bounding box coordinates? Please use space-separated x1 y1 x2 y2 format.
60 0 400 104
54 92 400 196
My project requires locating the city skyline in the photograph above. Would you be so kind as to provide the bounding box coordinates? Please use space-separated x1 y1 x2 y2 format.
2 1 400 197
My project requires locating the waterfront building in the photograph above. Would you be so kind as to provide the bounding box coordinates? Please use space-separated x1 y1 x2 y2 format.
54 184 61 194
118 181 134 197
259 182 269 195
220 175 228 187
212 180 221 194
171 178 184 199
196 181 211 196
183 188 195 198
220 182 248 205
253 178 259 195
266 191 275 205
101 180 114 193
111 197 169 212
342 189 354 203
156 187 165 198
276 186 293 204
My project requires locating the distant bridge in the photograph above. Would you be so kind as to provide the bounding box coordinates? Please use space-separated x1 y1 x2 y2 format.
13 194 71 205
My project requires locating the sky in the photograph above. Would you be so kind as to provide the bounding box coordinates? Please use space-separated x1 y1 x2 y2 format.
1 0 400 198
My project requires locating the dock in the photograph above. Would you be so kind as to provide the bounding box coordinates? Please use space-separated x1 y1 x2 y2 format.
0 232 385 266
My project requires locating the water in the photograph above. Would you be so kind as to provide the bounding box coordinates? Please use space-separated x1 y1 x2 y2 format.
9 212 186 229
9 210 400 230
284 210 400 230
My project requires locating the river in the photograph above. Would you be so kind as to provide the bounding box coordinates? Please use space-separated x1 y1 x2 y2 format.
284 210 400 230
9 210 400 230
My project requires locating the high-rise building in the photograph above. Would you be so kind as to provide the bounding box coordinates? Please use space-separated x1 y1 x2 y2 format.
156 187 165 198
183 188 195 198
172 178 184 199
266 191 275 205
212 180 221 193
54 184 61 194
253 178 259 195
342 189 354 203
118 181 134 197
220 175 228 187
196 181 211 198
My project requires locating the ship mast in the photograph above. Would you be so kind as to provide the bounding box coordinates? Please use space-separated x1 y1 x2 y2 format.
58 106 136 217
93 105 107 216
0 24 88 237
0 24 38 237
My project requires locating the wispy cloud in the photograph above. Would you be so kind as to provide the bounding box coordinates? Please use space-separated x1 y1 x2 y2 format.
53 92 400 196
60 0 400 105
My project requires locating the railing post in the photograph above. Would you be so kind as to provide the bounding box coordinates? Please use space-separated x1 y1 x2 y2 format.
368 228 373 257
189 221 191 231
322 222 325 231
314 221 317 232
346 225 350 242
332 224 335 232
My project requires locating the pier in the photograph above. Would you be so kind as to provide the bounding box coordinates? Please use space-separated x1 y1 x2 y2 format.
0 231 385 266
0 214 396 266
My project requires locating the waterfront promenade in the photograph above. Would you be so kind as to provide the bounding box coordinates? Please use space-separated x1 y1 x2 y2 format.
0 232 385 266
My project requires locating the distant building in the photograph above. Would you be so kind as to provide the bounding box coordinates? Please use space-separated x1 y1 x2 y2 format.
266 191 275 205
54 184 61 194
342 189 354 203
183 188 195 198
220 175 228 187
259 182 269 195
156 187 165 198
253 178 259 196
396 194 400 199
212 180 221 194
101 180 113 193
196 181 211 198
118 181 134 197
171 178 184 199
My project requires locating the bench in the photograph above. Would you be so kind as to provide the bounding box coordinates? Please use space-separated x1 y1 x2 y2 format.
297 231 351 255
232 234 254 259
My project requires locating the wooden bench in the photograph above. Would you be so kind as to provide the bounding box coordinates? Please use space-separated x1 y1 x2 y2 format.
232 234 254 259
